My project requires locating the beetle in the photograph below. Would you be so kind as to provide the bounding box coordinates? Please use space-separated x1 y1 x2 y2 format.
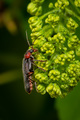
22 57 33 93
22 31 46 93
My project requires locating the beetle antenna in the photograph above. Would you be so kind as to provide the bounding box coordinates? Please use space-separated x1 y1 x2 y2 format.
26 30 31 47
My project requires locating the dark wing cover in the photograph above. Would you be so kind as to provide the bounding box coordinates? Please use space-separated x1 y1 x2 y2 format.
28 58 33 72
22 58 30 93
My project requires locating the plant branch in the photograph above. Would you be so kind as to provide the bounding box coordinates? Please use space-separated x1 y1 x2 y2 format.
69 0 80 15
65 8 80 20
40 8 59 20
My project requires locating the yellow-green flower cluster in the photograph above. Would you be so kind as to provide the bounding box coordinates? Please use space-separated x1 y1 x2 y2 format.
68 35 80 49
66 18 78 31
48 33 66 51
27 0 80 98
48 33 65 43
49 70 60 81
28 16 43 40
67 61 80 78
53 51 75 66
45 14 60 28
66 61 80 86
33 36 46 48
61 73 69 82
37 84 46 95
34 53 52 71
55 0 69 9
35 73 50 84
28 16 43 32
41 42 55 55
61 72 77 87
74 0 80 7
27 0 44 16
46 83 61 98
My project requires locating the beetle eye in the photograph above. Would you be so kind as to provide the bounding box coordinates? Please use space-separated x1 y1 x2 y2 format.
30 49 34 53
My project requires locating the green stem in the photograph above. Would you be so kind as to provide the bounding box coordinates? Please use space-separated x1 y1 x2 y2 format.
65 8 80 20
69 0 80 15
40 8 59 20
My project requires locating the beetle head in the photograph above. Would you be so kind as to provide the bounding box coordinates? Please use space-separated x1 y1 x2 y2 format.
29 46 38 53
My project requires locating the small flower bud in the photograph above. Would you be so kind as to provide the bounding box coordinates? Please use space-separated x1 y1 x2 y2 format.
46 83 62 98
37 84 46 95
74 0 80 7
49 3 54 8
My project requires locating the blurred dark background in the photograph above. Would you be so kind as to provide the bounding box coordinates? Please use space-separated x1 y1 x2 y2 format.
0 0 80 120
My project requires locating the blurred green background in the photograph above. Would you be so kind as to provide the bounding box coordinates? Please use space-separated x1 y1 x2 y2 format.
0 0 80 120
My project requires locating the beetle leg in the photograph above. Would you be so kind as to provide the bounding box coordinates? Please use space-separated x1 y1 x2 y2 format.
33 60 47 62
34 82 39 92
30 55 34 59
32 62 46 72
28 71 34 76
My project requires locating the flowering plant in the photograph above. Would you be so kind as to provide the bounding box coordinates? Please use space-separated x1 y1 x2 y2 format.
27 0 80 98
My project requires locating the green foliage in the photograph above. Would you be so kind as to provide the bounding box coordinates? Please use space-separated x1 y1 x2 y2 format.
56 82 80 120
27 0 80 98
